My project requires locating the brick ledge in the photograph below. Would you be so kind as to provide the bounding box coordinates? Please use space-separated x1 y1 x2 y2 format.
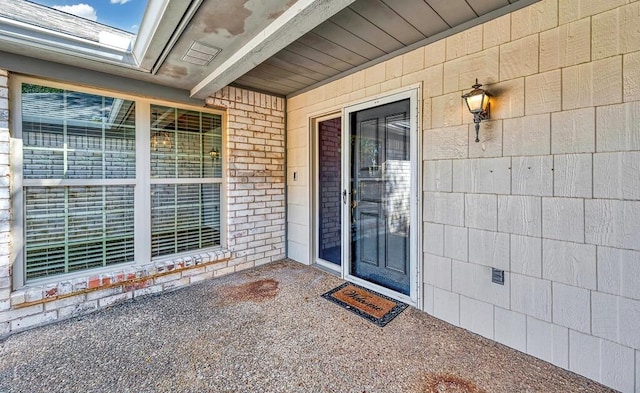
12 250 232 309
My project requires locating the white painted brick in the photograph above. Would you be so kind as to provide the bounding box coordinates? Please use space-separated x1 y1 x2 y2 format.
498 196 542 237
465 194 497 231
553 154 592 198
543 239 596 289
525 70 561 116
511 156 553 196
468 229 509 271
542 197 584 243
11 310 57 331
423 192 464 226
452 157 511 195
444 226 467 262
510 234 542 278
423 222 444 256
511 274 551 321
596 102 640 152
586 200 640 251
451 260 510 309
423 253 452 291
424 160 452 192
423 284 434 315
99 292 133 308
552 282 590 333
597 246 640 300
593 152 640 200
502 114 550 156
58 301 98 319
526 316 569 369
468 120 502 158
494 307 526 352
423 126 468 160
460 296 494 339
551 108 595 154
433 287 460 326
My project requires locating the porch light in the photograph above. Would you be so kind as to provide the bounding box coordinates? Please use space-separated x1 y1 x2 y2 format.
462 79 491 143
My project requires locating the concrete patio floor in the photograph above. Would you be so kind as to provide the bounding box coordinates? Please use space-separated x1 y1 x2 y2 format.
0 260 615 392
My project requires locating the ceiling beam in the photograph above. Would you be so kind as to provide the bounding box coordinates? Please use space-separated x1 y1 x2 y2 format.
189 0 355 100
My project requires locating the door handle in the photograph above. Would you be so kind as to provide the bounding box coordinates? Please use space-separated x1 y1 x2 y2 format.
342 190 347 205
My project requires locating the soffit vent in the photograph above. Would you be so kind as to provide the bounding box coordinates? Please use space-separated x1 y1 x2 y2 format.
182 41 221 66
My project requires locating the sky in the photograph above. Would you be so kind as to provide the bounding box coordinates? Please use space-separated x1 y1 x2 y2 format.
29 0 149 33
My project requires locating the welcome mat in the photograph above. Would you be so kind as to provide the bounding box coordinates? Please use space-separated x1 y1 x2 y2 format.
321 282 408 327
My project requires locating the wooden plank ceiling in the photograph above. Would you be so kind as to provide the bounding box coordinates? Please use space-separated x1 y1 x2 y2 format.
233 0 520 97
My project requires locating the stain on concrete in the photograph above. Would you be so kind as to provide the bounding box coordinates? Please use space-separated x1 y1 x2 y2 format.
160 64 188 78
423 373 486 393
221 279 279 303
268 0 297 19
203 0 251 36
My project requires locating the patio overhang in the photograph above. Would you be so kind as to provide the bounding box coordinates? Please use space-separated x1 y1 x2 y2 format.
0 0 539 101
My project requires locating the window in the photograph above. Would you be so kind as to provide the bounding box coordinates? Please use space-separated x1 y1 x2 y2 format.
15 81 224 284
150 105 222 257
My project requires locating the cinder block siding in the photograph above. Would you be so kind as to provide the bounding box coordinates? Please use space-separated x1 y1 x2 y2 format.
286 0 640 391
0 79 285 335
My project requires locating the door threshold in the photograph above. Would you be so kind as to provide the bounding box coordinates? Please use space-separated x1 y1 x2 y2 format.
313 263 341 278
345 275 416 307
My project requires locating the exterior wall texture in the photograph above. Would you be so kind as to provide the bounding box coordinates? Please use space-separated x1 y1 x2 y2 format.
0 79 285 335
286 0 640 391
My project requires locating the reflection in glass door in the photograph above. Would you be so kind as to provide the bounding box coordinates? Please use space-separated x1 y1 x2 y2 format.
316 117 342 266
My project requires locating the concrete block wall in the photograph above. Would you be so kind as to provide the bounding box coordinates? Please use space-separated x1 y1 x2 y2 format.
286 0 640 391
0 78 286 335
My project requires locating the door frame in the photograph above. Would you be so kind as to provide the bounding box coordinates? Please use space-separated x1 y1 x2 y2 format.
341 88 420 307
312 113 343 273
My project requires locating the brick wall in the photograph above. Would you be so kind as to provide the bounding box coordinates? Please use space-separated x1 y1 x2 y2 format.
0 79 286 335
286 1 640 391
206 86 286 267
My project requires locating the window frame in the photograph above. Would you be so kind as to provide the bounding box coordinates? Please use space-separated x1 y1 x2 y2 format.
10 75 227 288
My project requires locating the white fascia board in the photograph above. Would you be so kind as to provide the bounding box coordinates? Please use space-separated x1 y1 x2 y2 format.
132 0 197 72
189 0 355 99
0 16 137 68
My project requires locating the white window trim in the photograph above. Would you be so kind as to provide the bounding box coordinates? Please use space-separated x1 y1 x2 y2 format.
10 75 228 289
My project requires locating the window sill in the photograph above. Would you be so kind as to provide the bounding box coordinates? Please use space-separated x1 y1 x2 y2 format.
11 249 232 308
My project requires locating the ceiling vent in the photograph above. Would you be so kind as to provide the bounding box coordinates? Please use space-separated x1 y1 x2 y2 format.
182 41 221 66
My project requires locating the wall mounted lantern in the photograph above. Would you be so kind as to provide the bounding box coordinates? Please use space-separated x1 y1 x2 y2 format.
462 79 491 143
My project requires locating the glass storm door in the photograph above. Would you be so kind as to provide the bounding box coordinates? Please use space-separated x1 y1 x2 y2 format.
316 117 342 266
348 99 411 295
